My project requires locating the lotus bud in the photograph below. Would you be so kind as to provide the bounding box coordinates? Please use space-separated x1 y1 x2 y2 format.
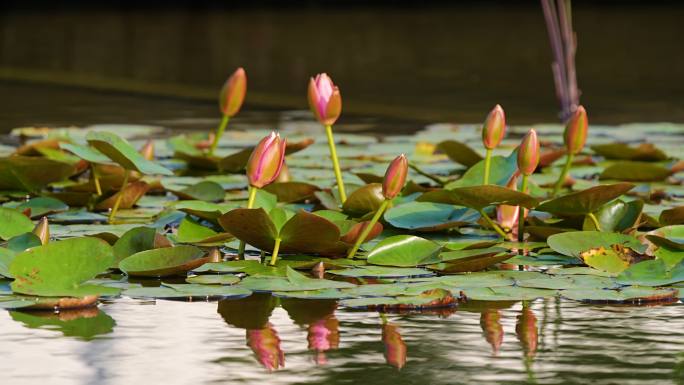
482 104 506 150
219 67 247 117
247 323 285 371
307 316 340 365
246 132 287 188
32 217 49 245
515 306 538 358
497 176 520 233
382 154 408 200
139 140 154 161
563 105 588 155
308 73 342 126
517 129 540 176
480 310 504 355
382 323 407 369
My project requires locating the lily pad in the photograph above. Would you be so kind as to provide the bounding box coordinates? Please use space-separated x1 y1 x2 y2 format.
536 183 635 216
366 235 442 267
547 231 644 258
239 266 355 292
616 259 684 286
562 287 678 303
169 181 225 202
263 182 320 203
186 274 241 285
123 283 252 299
437 140 483 167
0 207 34 240
119 245 209 277
591 143 668 161
0 156 76 192
327 266 434 278
342 183 385 217
418 185 538 210
446 151 519 188
384 201 479 231
462 286 557 301
600 162 671 182
86 131 173 175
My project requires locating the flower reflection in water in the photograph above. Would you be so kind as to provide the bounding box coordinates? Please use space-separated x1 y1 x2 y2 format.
246 323 285 371
516 305 539 358
480 309 504 355
307 316 340 365
382 321 407 370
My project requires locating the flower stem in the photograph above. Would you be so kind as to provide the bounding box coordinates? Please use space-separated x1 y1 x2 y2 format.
409 161 445 186
325 124 347 203
108 169 130 224
347 199 390 259
587 212 602 231
551 152 573 197
478 209 507 239
238 186 259 259
209 115 230 156
92 164 102 196
483 148 493 185
268 237 282 266
517 174 529 242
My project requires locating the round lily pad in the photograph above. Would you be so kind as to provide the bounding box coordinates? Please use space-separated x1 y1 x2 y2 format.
119 245 209 277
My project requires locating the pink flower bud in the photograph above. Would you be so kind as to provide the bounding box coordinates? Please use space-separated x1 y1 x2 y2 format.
247 323 285 371
517 129 540 176
482 104 506 150
564 105 588 155
308 73 342 126
382 154 408 200
219 67 247 117
246 132 287 188
382 323 407 369
497 175 520 234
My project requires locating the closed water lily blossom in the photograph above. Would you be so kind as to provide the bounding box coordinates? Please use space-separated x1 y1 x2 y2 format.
308 73 342 126
382 154 408 200
482 104 506 150
246 132 287 188
219 67 247 117
564 105 588 155
517 129 540 176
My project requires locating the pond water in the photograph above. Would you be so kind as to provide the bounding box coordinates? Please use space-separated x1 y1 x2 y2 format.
2 295 684 385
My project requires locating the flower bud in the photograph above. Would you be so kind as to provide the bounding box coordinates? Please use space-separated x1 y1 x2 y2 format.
382 323 407 369
482 104 506 150
246 132 287 188
32 217 49 245
382 154 408 200
308 73 342 126
517 129 540 176
219 67 247 117
139 140 154 161
497 175 520 233
564 105 588 155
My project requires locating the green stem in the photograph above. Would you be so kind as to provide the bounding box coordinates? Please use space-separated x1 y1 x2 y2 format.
483 148 493 185
238 186 259 259
92 164 102 196
209 115 230 156
268 238 282 266
108 169 130 224
380 313 388 324
347 199 390 259
325 124 347 203
478 209 507 239
551 153 573 197
409 161 445 186
587 212 602 231
517 175 529 242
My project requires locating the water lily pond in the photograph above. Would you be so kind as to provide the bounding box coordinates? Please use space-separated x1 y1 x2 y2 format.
1 116 684 385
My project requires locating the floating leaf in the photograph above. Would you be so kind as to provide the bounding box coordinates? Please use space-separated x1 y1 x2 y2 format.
340 288 456 310
0 156 76 191
0 207 34 240
591 143 667 162
342 183 385 217
384 201 479 231
462 287 557 301
446 151 518 188
616 260 684 286
123 283 252 299
600 161 671 182
328 266 434 278
240 266 355 292
263 182 320 203
367 235 442 267
562 287 677 303
547 231 644 258
60 142 112 164
112 226 159 267
418 185 538 210
437 140 483 167
8 197 69 218
169 181 225 202
86 131 173 175
119 245 208 277
646 225 684 251
582 199 643 232
186 275 241 285
579 246 633 274
536 183 635 216
660 206 684 226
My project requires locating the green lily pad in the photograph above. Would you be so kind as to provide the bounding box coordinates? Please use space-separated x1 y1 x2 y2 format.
366 235 442 267
582 199 643 232
60 142 113 164
384 201 479 231
263 182 320 203
10 237 116 297
342 183 385 217
0 247 15 278
547 231 644 258
112 226 160 268
123 283 252 299
173 200 238 221
418 185 538 210
175 217 232 245
86 131 173 175
616 260 684 286
660 206 684 226
591 143 668 161
169 181 225 202
7 197 69 218
119 245 208 277
600 162 671 182
430 247 511 273
646 225 684 251
0 156 76 192
186 274 241 285
437 140 483 167
193 260 286 276
562 287 678 303
239 266 355 292
446 151 518 188
272 289 349 300
0 207 34 240
327 266 434 278
340 288 456 309
536 183 635 216
462 286 557 301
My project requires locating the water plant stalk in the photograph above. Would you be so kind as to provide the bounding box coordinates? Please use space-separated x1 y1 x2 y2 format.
268 237 282 266
108 169 130 223
551 153 573 197
408 161 445 186
587 212 602 231
478 209 508 239
347 199 390 259
517 175 529 242
209 115 230 156
238 186 259 259
325 124 346 203
483 148 493 184
91 165 102 196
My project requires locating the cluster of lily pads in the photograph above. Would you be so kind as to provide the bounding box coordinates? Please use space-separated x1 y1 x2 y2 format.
1 69 684 315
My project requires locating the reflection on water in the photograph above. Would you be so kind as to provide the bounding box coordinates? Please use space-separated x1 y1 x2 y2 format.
2 295 684 384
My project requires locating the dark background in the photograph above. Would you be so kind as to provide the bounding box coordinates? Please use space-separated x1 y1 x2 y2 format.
0 1 683 131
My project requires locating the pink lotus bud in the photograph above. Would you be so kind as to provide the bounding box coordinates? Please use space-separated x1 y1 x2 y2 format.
382 323 407 369
564 105 588 155
480 310 504 355
382 154 408 200
307 316 340 365
497 175 520 235
32 217 50 245
219 67 247 117
515 307 538 358
247 323 285 371
246 132 287 188
139 140 154 161
482 104 506 150
517 129 540 176
308 73 342 126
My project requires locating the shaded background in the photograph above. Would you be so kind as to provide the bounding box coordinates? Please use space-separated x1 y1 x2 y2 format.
0 0 683 132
